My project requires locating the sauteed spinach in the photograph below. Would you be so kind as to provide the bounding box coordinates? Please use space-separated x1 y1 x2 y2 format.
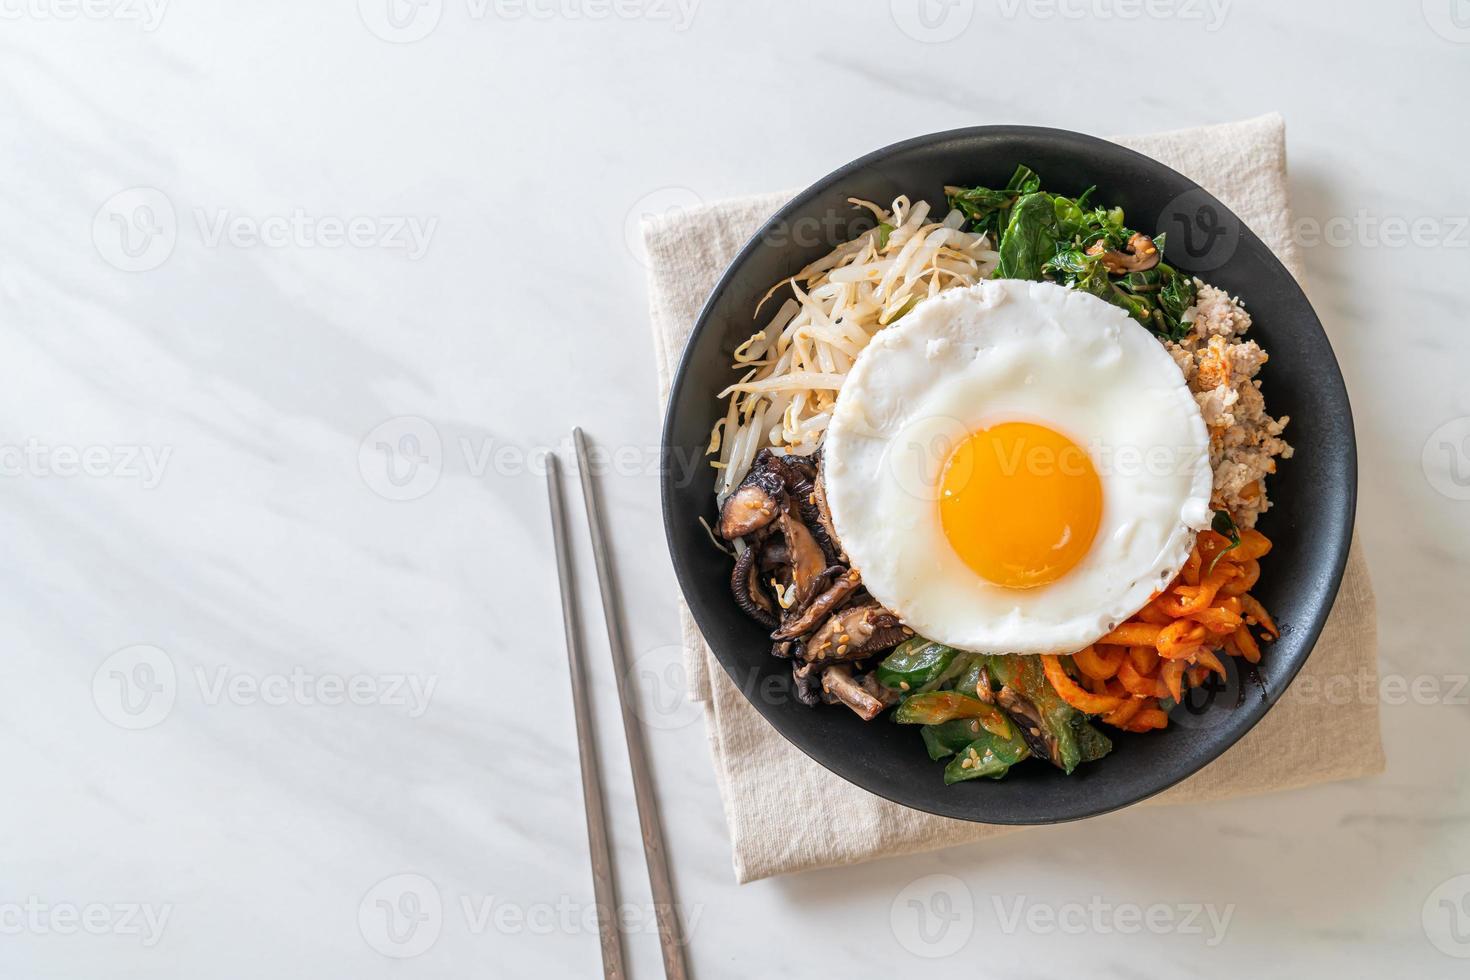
947 166 1198 341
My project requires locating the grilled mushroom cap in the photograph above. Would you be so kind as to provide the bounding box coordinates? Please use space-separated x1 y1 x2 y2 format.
717 450 786 540
771 567 862 640
730 544 777 628
810 456 844 562
791 661 823 707
777 503 830 611
802 601 911 664
781 454 842 563
1086 231 1161 274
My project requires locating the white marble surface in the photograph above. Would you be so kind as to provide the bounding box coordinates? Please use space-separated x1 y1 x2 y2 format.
2 1 1468 976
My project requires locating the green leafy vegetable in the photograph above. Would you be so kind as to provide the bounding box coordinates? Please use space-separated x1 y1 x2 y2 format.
996 192 1062 281
949 167 1199 339
946 164 1040 244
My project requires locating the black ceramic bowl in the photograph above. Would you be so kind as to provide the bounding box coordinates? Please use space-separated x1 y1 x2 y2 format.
660 126 1355 824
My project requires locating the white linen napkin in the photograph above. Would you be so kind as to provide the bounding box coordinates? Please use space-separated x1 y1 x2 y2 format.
645 114 1385 883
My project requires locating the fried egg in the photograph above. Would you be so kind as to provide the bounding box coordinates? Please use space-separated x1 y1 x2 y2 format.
822 280 1213 655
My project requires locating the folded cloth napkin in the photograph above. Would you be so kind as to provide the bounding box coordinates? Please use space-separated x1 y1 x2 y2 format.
644 114 1385 884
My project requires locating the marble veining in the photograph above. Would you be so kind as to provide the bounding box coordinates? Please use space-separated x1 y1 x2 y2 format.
0 1 1465 976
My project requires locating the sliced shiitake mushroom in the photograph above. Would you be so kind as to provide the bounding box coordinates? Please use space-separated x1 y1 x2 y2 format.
802 601 911 664
1086 232 1161 275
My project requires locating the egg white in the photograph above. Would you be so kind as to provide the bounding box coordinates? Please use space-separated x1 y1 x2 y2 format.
822 279 1213 655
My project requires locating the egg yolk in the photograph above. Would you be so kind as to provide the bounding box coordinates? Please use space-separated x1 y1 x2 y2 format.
939 421 1103 589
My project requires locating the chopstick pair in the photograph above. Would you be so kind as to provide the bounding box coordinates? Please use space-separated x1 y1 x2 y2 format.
547 429 689 980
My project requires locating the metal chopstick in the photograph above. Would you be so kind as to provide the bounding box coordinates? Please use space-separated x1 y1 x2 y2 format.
547 453 627 980
572 428 690 980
